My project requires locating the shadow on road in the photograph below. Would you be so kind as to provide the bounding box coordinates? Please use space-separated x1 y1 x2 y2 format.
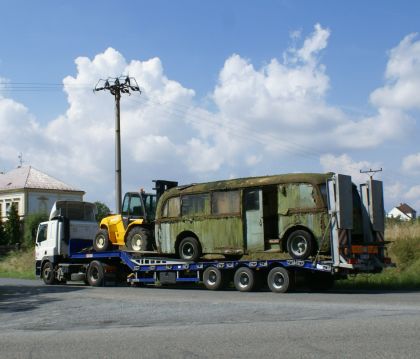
0 283 88 314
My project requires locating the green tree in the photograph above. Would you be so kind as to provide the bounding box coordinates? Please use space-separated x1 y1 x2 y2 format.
5 203 22 246
94 201 111 223
23 212 49 248
0 216 6 245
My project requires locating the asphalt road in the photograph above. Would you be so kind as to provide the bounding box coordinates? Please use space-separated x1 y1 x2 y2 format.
1 278 420 359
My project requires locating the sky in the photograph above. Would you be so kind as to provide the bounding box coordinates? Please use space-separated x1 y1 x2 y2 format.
0 1 420 212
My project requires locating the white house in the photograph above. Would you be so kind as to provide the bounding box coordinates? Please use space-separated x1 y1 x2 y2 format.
387 203 417 221
0 166 85 220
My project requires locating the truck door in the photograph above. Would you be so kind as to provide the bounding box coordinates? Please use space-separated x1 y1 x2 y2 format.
244 189 265 252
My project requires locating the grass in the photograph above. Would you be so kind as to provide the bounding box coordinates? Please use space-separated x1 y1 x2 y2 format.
0 248 36 279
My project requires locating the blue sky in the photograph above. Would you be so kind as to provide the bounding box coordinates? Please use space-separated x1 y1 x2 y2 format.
1 1 420 212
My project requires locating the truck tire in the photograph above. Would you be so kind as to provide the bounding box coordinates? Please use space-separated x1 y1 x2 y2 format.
94 229 111 252
179 237 201 261
42 261 57 285
233 267 256 292
267 267 290 293
286 230 313 260
203 266 227 290
126 227 150 252
86 261 105 287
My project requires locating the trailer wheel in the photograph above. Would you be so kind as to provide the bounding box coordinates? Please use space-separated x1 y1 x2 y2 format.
234 267 256 292
267 267 290 293
179 237 202 261
42 261 57 285
203 266 226 290
126 227 150 252
94 229 111 252
286 230 313 260
86 261 105 287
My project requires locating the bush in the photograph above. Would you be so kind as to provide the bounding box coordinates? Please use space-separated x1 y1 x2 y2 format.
23 212 49 249
4 203 22 246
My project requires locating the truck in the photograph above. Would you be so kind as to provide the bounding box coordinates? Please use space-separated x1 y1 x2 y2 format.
35 173 392 293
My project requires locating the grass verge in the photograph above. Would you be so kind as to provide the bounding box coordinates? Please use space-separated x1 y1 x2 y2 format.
0 248 36 279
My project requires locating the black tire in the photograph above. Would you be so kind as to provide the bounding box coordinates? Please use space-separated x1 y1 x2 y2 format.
126 227 151 252
267 267 290 293
94 229 111 252
42 261 57 285
86 261 105 287
203 266 226 290
233 267 256 292
286 230 313 260
179 237 202 261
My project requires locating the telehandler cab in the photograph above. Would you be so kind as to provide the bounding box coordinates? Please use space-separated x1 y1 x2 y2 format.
93 180 177 252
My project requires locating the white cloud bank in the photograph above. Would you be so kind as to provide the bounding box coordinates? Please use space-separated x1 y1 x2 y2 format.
0 24 419 211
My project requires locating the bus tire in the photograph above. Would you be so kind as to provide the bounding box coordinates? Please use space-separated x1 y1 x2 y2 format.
203 266 226 290
234 267 256 292
179 237 202 261
286 230 313 260
93 229 111 252
86 261 105 287
126 227 150 252
42 261 57 285
267 267 290 293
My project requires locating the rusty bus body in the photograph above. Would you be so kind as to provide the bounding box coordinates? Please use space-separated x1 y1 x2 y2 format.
154 173 352 261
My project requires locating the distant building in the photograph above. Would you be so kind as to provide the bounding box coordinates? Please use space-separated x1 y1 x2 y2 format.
0 166 84 220
387 203 417 221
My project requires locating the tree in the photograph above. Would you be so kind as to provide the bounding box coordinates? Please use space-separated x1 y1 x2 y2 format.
94 201 111 223
23 212 49 248
0 216 6 245
4 203 22 246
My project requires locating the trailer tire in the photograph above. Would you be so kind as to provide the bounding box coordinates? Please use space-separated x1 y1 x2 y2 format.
286 230 313 260
86 261 105 287
42 261 57 285
179 237 202 261
267 267 290 293
203 266 226 290
234 267 256 292
126 227 150 252
94 229 111 252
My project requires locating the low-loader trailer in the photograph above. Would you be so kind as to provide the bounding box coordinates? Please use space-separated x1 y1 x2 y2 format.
35 174 391 293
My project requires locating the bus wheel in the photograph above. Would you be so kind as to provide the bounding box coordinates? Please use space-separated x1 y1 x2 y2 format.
286 230 313 260
267 267 290 293
203 266 226 290
42 261 57 285
127 227 150 252
94 229 111 252
234 267 256 292
86 261 105 287
179 237 202 261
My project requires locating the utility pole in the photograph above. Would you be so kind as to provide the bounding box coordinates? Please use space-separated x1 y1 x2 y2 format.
360 168 383 180
94 76 141 213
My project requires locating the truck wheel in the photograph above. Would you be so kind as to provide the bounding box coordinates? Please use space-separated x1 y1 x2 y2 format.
267 267 290 293
234 267 256 292
179 237 201 261
94 229 111 252
126 227 150 252
42 261 57 285
203 266 226 290
286 230 313 260
86 261 105 287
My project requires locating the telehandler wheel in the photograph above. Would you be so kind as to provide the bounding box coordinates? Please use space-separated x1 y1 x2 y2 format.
42 261 57 285
233 267 256 292
267 267 290 293
126 227 150 252
203 266 227 290
179 237 202 261
86 261 105 287
286 230 313 260
93 229 111 252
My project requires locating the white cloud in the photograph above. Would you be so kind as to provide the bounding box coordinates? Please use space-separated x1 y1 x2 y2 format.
402 152 420 174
